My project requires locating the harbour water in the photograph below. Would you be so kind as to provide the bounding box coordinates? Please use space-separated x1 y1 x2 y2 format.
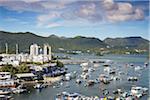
13 54 149 100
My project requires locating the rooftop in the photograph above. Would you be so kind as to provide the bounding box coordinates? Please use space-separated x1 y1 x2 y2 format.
16 73 36 78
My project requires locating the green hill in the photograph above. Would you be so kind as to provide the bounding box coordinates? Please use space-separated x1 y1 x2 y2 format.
0 31 149 54
0 31 107 53
104 37 149 50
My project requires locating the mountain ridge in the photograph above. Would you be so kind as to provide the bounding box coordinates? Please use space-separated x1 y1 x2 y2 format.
0 31 149 53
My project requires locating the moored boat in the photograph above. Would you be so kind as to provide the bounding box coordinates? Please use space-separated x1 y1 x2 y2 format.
131 86 148 98
34 83 47 89
0 95 13 100
76 79 82 84
128 77 138 81
0 89 11 95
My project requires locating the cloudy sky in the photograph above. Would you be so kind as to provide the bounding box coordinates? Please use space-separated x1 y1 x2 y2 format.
0 0 149 40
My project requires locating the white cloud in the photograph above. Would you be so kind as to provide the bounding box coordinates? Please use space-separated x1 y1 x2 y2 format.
0 0 146 25
37 12 60 24
37 12 61 28
41 1 67 10
78 3 96 17
117 3 133 14
102 0 117 10
106 3 144 22
134 8 144 20
20 0 40 3
73 3 102 22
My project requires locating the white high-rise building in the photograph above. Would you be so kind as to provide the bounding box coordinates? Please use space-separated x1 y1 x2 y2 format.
43 44 51 60
30 44 39 56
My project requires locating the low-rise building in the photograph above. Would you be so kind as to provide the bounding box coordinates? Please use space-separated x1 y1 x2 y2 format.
16 73 37 81
0 72 11 80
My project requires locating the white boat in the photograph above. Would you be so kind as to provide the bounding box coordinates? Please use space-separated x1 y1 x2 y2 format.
144 62 148 67
80 62 89 67
55 91 99 100
94 78 100 83
131 86 148 98
86 80 95 86
104 67 111 72
111 76 120 81
11 87 26 94
12 88 26 94
0 79 16 88
34 83 47 89
93 63 99 67
134 66 143 71
11 85 27 94
80 73 89 79
76 79 82 84
83 67 88 72
0 95 12 100
88 68 95 72
128 77 138 81
63 73 72 81
0 89 11 95
99 74 111 84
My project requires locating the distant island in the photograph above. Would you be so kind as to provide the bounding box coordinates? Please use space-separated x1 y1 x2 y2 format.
0 31 149 54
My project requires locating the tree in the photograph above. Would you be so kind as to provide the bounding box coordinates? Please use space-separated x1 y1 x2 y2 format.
17 65 30 73
0 65 18 75
0 64 30 75
56 60 64 67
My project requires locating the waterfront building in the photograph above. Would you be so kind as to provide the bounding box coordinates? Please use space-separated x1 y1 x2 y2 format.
43 44 51 60
16 44 19 55
0 72 11 80
16 73 37 81
30 44 39 56
0 56 20 66
0 79 16 87
0 43 52 65
0 72 16 87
